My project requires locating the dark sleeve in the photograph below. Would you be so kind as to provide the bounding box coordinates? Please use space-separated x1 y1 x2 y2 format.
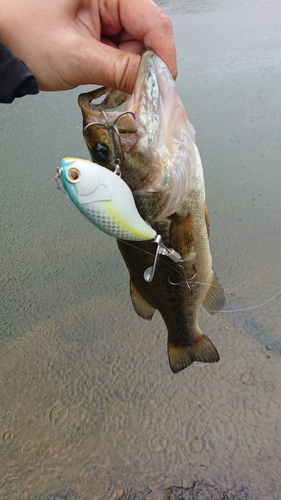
0 42 39 103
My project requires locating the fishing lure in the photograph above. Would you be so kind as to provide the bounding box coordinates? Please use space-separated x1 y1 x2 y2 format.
56 157 184 283
57 157 156 241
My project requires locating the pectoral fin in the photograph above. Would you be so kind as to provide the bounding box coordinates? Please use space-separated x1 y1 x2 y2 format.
168 334 220 374
201 272 226 316
129 280 155 320
170 210 194 256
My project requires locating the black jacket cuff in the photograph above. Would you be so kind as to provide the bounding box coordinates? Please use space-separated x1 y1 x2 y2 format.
0 41 39 103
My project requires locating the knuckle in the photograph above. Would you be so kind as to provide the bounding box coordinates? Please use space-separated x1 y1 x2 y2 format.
158 11 173 33
113 52 137 94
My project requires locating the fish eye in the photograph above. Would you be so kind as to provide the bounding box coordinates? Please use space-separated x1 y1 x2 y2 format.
67 167 81 182
91 142 110 165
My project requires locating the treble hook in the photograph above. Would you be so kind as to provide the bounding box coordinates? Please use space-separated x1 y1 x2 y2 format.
83 109 136 177
168 265 197 293
113 157 122 176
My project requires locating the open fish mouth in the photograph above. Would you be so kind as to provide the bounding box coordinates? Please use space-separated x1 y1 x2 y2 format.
78 50 199 221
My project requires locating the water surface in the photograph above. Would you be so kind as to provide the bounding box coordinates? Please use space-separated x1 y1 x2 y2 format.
1 0 281 498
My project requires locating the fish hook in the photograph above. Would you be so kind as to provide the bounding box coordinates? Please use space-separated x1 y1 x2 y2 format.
143 236 197 293
168 265 197 293
113 157 122 176
83 109 136 177
100 109 124 173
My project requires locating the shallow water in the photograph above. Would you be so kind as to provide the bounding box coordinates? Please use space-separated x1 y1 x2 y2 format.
1 0 281 498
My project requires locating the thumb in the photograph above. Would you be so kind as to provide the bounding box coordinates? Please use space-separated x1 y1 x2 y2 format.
69 36 141 94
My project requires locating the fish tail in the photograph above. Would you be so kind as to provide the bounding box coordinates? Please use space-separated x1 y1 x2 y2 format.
168 334 219 374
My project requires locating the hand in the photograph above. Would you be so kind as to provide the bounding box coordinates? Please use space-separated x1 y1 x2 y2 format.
0 0 177 94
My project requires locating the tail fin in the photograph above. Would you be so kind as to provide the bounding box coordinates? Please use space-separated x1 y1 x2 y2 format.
168 334 219 374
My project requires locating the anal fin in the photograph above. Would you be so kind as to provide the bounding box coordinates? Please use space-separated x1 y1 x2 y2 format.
168 334 220 374
201 272 226 316
130 280 155 320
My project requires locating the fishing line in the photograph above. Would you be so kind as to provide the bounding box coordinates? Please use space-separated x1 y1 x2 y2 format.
191 281 281 313
119 238 281 314
211 290 281 314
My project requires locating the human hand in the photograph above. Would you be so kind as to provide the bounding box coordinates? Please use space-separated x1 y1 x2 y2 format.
0 0 177 94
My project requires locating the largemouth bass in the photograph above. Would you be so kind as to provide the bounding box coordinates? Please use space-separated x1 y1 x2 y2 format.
77 50 225 373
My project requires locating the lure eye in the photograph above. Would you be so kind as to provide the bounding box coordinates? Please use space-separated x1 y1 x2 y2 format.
67 167 81 182
91 142 110 165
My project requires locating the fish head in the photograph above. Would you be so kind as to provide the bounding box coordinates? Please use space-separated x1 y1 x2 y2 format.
78 50 197 221
78 87 139 170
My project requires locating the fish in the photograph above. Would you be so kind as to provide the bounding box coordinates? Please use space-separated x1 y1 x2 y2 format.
77 49 226 373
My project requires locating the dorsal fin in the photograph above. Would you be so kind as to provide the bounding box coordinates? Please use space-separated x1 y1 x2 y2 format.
201 272 226 316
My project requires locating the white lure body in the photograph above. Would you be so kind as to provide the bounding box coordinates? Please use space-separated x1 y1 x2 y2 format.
59 157 157 241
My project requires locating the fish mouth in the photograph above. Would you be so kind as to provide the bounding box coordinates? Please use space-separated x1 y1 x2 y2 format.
77 49 170 140
78 49 179 161
132 49 155 98
127 49 170 121
78 50 197 220
126 49 197 218
127 49 158 112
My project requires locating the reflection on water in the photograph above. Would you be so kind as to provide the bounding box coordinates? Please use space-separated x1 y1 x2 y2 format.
1 0 281 498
